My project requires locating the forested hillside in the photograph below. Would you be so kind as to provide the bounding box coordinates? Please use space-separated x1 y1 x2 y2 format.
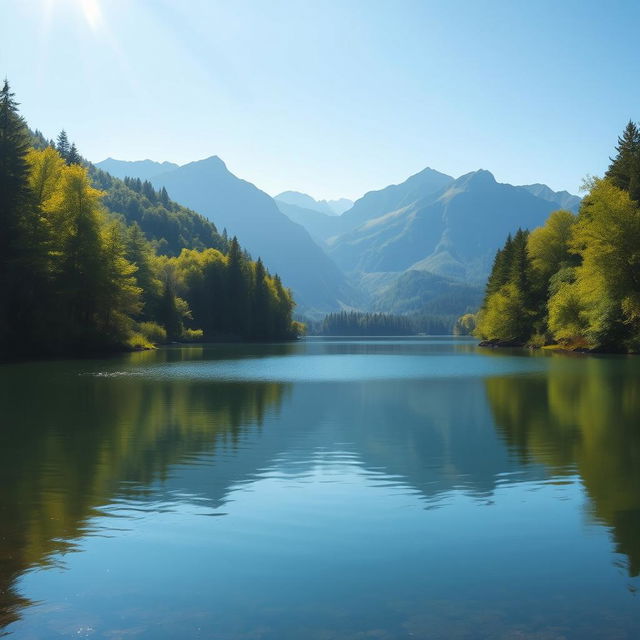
0 82 300 358
474 121 640 352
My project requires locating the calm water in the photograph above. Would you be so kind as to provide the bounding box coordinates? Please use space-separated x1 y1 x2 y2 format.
1 338 639 639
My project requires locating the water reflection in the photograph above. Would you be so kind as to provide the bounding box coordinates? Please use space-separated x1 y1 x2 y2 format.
0 340 639 638
0 359 288 630
486 355 640 576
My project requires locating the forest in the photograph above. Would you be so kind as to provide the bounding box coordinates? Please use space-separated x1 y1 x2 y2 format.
473 121 640 352
0 82 300 358
316 311 454 336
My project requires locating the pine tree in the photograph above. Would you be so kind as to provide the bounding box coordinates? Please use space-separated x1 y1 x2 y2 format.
67 142 81 165
606 121 640 202
141 180 156 203
126 223 161 320
0 80 47 353
56 129 70 162
252 258 269 339
226 236 250 336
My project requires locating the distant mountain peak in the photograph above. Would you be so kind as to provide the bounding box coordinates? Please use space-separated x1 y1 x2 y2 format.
275 191 352 216
520 183 581 212
455 169 496 187
95 157 180 181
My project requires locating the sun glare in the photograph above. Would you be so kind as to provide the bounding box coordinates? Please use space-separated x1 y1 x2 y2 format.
77 0 103 30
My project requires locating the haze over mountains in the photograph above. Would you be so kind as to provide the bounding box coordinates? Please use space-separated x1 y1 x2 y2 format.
274 191 353 216
96 157 579 318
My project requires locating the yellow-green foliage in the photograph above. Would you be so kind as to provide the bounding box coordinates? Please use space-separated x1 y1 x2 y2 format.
527 209 577 277
125 332 154 351
454 313 477 335
182 328 204 341
475 284 529 341
547 278 588 343
138 321 167 344
481 174 640 351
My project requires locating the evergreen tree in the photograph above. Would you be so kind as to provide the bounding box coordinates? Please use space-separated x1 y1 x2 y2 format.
606 121 640 202
56 129 70 161
226 236 250 336
252 258 270 339
125 223 162 320
141 180 156 203
67 142 81 165
0 80 47 353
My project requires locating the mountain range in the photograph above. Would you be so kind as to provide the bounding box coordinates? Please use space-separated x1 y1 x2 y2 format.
274 191 353 216
96 157 580 318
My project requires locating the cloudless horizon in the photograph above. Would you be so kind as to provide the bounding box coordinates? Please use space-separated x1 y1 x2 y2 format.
3 0 640 200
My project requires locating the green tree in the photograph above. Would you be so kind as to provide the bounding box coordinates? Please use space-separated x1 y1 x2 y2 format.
0 80 48 354
528 209 578 279
56 129 69 162
606 121 640 202
67 143 81 165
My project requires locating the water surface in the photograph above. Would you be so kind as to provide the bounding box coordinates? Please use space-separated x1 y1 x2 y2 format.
1 338 639 638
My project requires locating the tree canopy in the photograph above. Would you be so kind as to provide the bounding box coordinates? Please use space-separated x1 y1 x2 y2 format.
474 120 640 352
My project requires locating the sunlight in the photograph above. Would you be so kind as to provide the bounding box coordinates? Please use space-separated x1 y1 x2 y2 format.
41 0 104 31
77 0 103 30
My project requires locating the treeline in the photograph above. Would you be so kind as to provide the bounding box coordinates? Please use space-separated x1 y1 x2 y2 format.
31 128 229 257
0 81 300 358
474 120 640 352
314 311 454 336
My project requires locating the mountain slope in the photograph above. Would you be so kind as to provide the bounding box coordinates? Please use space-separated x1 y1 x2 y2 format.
90 166 226 256
275 191 353 216
96 158 180 181
274 201 340 246
149 156 352 312
339 167 454 231
520 183 581 212
330 170 561 282
371 270 484 315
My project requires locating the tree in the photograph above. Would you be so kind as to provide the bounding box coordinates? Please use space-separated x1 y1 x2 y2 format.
125 223 162 320
0 80 47 353
606 120 640 202
252 258 270 339
67 143 81 165
226 236 250 336
569 178 640 348
56 129 70 161
528 209 578 278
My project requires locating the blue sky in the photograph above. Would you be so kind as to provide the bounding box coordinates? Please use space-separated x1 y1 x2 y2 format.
2 0 639 200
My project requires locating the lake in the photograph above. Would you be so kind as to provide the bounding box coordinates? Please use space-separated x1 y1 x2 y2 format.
1 337 639 639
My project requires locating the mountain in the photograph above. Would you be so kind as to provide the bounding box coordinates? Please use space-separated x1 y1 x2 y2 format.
326 198 353 215
339 167 454 232
329 170 562 283
520 183 581 212
370 270 483 316
96 158 180 181
274 201 340 246
147 156 352 312
275 191 353 216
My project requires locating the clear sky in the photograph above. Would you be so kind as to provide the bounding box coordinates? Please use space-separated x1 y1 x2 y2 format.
2 0 639 200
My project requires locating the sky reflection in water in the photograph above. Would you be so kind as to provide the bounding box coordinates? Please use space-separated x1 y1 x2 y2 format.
1 338 639 639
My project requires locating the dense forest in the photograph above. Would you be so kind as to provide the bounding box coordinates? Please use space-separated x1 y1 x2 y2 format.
474 121 640 352
315 311 454 336
0 82 300 358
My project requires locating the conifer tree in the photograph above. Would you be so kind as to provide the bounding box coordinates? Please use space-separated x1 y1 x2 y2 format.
66 142 81 165
0 80 47 352
606 121 640 202
56 129 70 161
252 258 270 339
